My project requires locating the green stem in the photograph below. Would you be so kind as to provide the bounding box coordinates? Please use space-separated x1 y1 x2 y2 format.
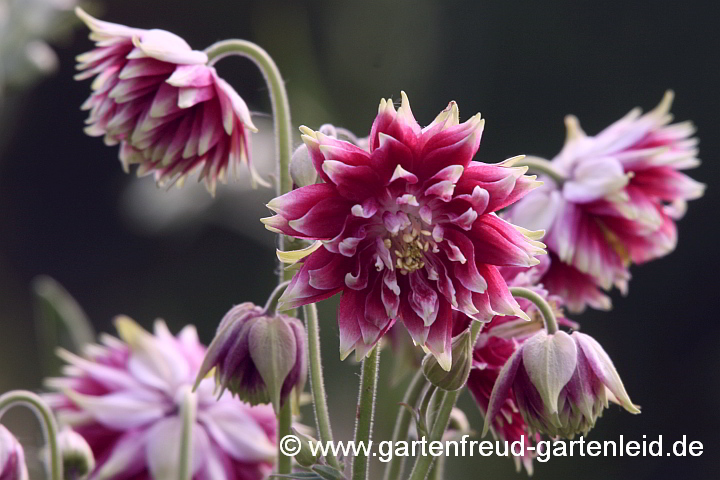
277 401 293 474
382 371 426 480
178 386 197 480
418 384 437 428
0 390 61 480
204 41 296 476
303 303 341 471
352 346 380 480
264 280 292 314
509 286 558 334
204 40 293 199
427 454 445 480
407 322 483 480
514 156 566 185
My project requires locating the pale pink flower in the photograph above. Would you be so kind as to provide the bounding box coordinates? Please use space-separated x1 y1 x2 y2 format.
75 8 265 194
263 93 545 369
0 425 28 480
508 91 705 312
44 316 276 480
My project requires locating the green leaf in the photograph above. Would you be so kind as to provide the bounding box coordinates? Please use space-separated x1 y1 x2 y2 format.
32 275 95 376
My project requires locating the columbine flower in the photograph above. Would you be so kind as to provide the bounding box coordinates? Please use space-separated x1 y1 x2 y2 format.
263 93 545 369
57 428 95 480
74 7 265 194
195 303 307 413
507 91 705 312
0 425 28 480
44 316 276 480
483 328 640 440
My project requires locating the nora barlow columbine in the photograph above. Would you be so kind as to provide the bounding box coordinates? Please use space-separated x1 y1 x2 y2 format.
264 93 545 369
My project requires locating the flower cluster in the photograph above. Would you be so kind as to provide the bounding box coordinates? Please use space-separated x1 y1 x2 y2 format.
264 93 545 369
44 316 276 480
507 92 704 312
74 8 264 194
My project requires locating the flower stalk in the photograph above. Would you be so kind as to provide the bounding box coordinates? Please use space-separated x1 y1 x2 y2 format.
513 156 566 185
352 346 380 480
303 303 342 471
0 390 61 480
509 286 558 334
178 386 197 480
383 371 426 480
407 321 483 480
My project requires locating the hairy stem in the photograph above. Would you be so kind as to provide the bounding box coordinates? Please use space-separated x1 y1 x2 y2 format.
407 321 483 480
0 390 61 480
264 280 292 314
352 346 380 480
509 286 558 334
382 371 426 480
303 303 341 470
178 386 197 480
204 40 295 475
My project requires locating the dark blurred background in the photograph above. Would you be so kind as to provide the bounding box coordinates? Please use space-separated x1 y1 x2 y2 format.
1 0 718 478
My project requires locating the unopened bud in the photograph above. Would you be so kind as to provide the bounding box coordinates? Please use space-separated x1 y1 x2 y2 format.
0 425 28 480
291 428 320 467
422 329 473 391
57 428 95 480
290 144 319 188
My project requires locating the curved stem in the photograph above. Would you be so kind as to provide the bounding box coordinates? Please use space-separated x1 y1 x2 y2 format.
407 321 483 480
178 386 197 480
382 371 426 480
509 286 558 334
0 390 61 480
351 346 380 480
204 40 293 199
303 303 341 471
264 280 292 314
204 40 296 476
514 156 566 185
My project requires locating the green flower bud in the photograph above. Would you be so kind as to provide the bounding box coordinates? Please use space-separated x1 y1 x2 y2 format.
292 428 320 468
422 328 473 391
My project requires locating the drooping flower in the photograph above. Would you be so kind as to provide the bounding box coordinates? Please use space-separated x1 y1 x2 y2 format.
74 7 265 194
507 91 705 312
263 93 545 369
57 427 95 480
484 328 640 440
0 425 28 480
44 316 277 480
195 302 307 413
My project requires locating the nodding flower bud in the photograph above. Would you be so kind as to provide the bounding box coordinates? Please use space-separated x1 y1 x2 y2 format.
196 303 307 414
484 329 639 439
57 428 95 480
422 327 473 391
0 425 28 480
291 428 320 467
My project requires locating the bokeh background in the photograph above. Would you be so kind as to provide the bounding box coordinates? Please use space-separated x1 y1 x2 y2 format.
1 1 719 478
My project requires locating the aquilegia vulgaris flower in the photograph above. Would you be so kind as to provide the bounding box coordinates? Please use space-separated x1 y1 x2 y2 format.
263 93 545 369
195 302 307 413
484 328 640 440
0 425 28 480
507 91 705 312
44 316 276 480
75 8 265 194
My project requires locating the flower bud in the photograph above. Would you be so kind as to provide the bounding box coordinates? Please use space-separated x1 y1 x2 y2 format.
291 428 320 467
57 428 95 480
484 330 639 439
290 143 320 188
196 303 307 414
0 425 28 480
421 328 473 391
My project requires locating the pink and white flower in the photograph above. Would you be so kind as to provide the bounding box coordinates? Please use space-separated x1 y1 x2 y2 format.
263 93 545 369
44 316 276 480
483 328 640 439
507 91 705 312
75 8 265 194
0 425 28 480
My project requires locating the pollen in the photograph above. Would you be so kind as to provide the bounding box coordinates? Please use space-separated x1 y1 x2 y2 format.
386 227 433 275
